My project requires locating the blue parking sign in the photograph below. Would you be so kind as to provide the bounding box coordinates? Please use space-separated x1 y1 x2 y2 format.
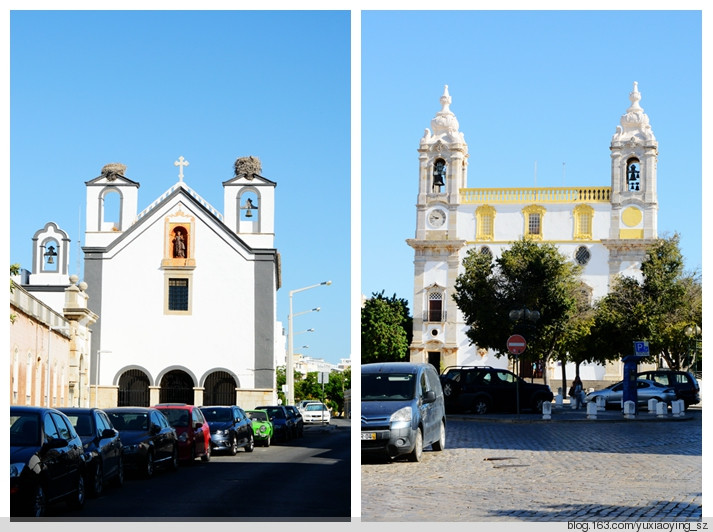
634 341 649 354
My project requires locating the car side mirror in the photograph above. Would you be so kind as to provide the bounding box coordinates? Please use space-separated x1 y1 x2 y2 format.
423 390 436 404
194 422 203 429
150 424 160 435
101 428 117 439
42 437 69 451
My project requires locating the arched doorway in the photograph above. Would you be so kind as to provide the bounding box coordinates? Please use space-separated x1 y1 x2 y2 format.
159 370 194 404
203 371 238 406
117 369 150 406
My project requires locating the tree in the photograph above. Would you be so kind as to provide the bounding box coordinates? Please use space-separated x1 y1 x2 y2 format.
453 238 582 385
10 263 20 323
361 291 413 364
591 234 701 370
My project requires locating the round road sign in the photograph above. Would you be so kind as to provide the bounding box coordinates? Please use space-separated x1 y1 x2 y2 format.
507 334 527 355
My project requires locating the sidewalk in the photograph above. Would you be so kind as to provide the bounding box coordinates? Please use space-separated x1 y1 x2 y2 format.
448 401 700 423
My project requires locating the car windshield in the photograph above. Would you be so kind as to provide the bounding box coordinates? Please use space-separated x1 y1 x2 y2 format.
160 409 191 427
108 412 148 431
10 413 41 447
261 407 285 419
362 373 416 401
248 411 267 422
201 408 232 422
305 404 326 411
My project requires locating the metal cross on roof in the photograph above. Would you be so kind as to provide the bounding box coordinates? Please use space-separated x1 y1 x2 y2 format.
174 156 189 182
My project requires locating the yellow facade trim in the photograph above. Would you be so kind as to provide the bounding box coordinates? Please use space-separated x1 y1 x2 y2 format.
619 229 644 239
460 186 611 204
573 204 594 240
522 205 546 241
475 205 496 241
622 206 643 227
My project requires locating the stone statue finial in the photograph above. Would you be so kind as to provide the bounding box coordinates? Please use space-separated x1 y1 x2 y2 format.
234 156 262 179
101 163 127 181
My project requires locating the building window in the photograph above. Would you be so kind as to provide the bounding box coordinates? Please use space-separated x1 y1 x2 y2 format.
427 292 444 322
575 246 591 266
476 205 496 241
480 246 493 261
168 278 190 312
573 205 594 240
522 205 546 240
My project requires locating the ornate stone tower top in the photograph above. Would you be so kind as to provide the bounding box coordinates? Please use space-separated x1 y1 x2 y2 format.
612 81 657 145
421 85 466 147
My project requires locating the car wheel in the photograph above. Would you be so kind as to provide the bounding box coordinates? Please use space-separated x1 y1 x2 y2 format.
28 482 47 517
67 472 85 510
90 460 103 497
114 455 125 487
144 451 155 478
431 420 446 452
472 397 490 415
407 428 423 462
532 396 548 413
245 433 255 452
201 446 211 462
229 435 239 456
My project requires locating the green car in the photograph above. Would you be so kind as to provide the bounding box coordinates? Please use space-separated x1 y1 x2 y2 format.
246 409 274 447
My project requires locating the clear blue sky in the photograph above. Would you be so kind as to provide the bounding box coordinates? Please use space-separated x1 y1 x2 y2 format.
362 10 703 313
9 10 351 365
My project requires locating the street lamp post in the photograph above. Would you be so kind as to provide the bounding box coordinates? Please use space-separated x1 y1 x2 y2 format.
287 281 331 406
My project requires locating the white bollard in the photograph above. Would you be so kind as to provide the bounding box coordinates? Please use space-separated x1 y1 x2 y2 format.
648 398 658 413
586 401 598 419
554 394 563 407
656 401 667 418
596 395 606 411
542 402 552 420
623 400 636 419
672 399 684 417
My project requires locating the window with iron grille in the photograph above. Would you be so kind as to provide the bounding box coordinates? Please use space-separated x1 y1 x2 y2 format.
528 213 541 235
168 278 189 311
428 292 444 322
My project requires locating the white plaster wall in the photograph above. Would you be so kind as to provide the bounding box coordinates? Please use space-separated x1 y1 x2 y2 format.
97 202 258 390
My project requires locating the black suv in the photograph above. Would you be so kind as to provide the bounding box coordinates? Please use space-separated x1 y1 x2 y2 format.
440 366 553 414
637 370 700 409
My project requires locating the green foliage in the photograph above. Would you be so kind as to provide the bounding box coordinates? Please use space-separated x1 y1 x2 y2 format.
591 234 701 370
361 290 413 364
453 238 581 367
276 365 352 416
10 263 20 323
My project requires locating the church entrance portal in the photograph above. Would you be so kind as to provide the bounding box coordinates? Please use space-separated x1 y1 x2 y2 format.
159 370 195 404
203 371 238 406
117 369 150 407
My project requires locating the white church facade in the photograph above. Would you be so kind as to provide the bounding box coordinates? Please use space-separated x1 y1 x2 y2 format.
408 83 659 381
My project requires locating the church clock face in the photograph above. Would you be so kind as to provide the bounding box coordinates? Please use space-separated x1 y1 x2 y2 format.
428 209 446 228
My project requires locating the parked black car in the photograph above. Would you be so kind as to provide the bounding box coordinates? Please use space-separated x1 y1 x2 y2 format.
637 370 700 409
285 405 304 438
440 366 553 414
10 406 86 517
199 405 254 455
104 407 178 478
255 405 295 443
59 407 124 497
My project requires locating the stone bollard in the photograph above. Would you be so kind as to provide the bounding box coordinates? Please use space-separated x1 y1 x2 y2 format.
623 400 636 419
672 399 685 417
596 395 606 411
542 401 552 420
648 398 658 413
554 393 563 407
586 401 598 419
656 401 667 418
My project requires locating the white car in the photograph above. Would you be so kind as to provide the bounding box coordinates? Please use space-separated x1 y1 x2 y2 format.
302 402 330 424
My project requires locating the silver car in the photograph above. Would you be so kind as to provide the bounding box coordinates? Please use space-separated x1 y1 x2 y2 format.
585 379 676 409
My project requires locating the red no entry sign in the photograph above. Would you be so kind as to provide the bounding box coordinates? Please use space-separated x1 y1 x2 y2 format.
507 334 527 355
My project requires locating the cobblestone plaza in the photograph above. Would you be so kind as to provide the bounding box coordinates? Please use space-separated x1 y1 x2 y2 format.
361 410 702 522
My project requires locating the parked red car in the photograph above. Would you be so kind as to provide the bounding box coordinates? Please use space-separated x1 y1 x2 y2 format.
154 404 211 463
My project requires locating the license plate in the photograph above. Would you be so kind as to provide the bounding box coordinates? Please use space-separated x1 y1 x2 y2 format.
361 432 376 441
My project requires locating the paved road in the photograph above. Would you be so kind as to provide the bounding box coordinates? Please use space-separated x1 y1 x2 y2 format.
361 409 702 522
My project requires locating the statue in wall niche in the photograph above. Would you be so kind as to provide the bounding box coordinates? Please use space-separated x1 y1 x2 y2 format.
172 231 186 258
234 156 262 179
